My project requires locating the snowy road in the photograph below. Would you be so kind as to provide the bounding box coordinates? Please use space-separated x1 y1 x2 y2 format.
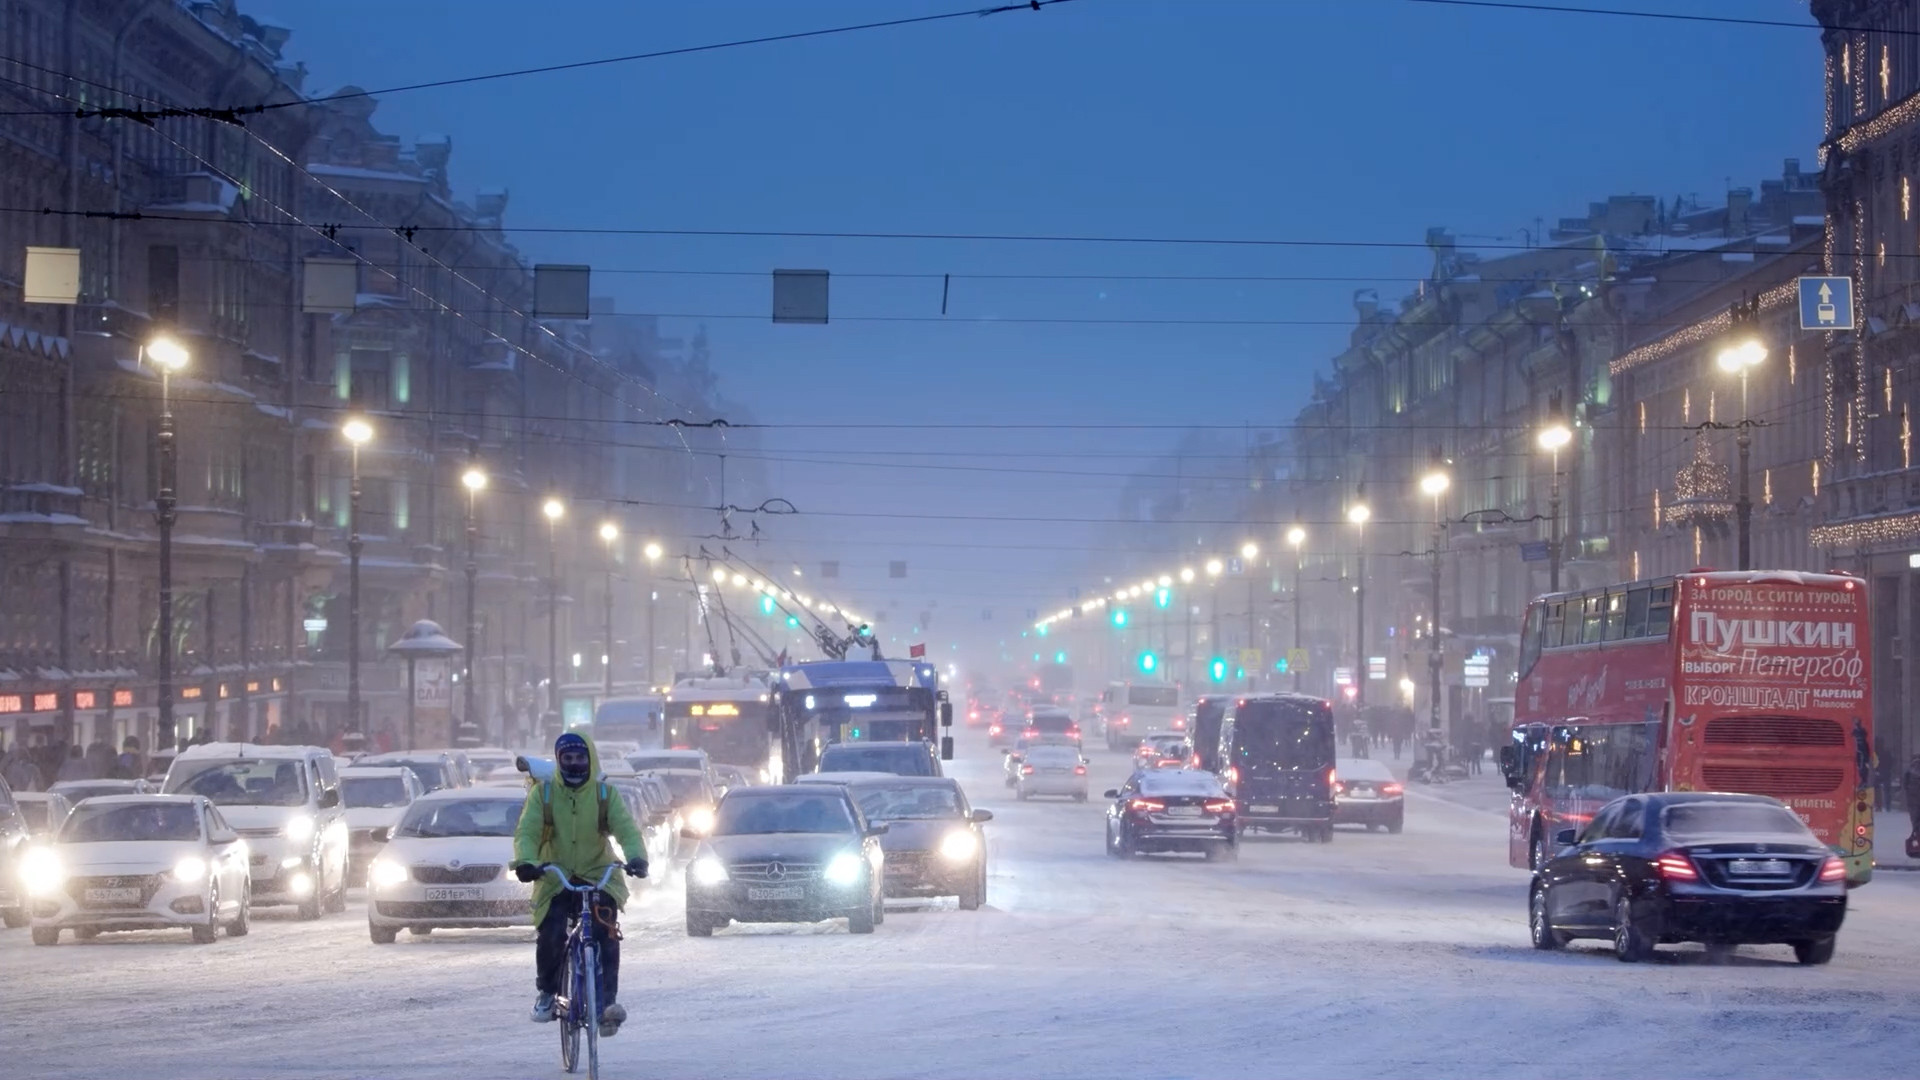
6 734 1920 1080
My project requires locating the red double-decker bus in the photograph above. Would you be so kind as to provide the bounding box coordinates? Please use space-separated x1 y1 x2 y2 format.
1501 570 1876 885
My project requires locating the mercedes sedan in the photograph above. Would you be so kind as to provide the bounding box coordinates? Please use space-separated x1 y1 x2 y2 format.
682 785 886 936
1529 791 1847 964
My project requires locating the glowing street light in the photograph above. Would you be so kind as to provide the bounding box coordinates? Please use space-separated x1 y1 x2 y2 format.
1538 397 1572 591
1348 501 1370 707
541 496 565 733
1717 297 1768 570
146 335 190 746
342 417 374 740
460 465 487 737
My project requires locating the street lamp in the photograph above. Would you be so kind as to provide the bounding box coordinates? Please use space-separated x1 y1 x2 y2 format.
1239 543 1260 691
1417 463 1450 758
1717 297 1767 571
541 497 564 737
643 541 663 689
1347 502 1370 707
599 522 619 702
145 335 189 748
1286 527 1306 690
1537 400 1573 592
460 467 487 740
341 418 373 741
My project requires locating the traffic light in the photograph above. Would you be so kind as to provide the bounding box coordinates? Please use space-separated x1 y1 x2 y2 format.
1111 609 1129 629
1054 650 1067 664
1154 588 1171 609
1275 656 1290 673
1209 657 1228 683
786 615 800 628
759 594 776 616
1138 651 1159 674
850 727 862 739
1037 623 1049 637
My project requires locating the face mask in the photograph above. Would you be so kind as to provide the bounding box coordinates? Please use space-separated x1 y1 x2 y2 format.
558 751 591 787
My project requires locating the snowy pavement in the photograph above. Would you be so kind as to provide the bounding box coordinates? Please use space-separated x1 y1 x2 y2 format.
6 734 1920 1079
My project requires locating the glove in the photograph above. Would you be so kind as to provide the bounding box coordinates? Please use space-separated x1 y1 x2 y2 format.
512 863 542 884
624 858 649 879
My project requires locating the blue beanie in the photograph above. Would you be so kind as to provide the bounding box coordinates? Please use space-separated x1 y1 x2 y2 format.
554 732 591 786
555 732 588 756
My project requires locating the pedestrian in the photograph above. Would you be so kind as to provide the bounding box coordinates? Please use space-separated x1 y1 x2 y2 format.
84 738 114 779
1904 755 1920 859
116 737 144 781
1875 735 1896 809
1348 718 1370 759
56 743 92 782
2 743 43 792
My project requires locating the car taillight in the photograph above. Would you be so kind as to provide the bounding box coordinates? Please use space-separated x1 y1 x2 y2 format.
1333 782 1346 795
1326 766 1337 788
1189 754 1201 768
1173 718 1186 729
988 724 1001 735
1819 856 1846 882
1655 851 1699 881
1129 798 1165 812
1021 765 1035 775
1024 728 1038 739
1223 765 1238 785
1073 765 1087 775
1115 715 1130 726
1379 782 1403 796
1203 799 1235 814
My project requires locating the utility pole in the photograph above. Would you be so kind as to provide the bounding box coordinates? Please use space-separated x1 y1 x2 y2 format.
543 499 563 739
149 339 188 749
461 468 486 739
1718 295 1766 571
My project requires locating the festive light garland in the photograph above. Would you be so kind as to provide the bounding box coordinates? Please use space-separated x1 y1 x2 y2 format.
1811 508 1920 548
1609 281 1798 376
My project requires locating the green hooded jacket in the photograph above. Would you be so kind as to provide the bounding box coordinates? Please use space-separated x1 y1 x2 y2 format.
512 733 647 925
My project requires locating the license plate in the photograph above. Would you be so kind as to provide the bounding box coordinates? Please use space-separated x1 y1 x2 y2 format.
1167 806 1202 817
1727 859 1792 876
423 887 484 902
747 885 804 901
84 887 141 904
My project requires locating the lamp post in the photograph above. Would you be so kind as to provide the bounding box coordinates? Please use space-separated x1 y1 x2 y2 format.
460 467 487 739
1204 558 1224 685
1178 566 1195 687
1240 542 1260 691
1717 296 1768 571
644 541 663 689
1419 465 1450 755
341 418 373 740
146 336 189 749
1286 526 1305 690
1347 503 1370 707
599 522 619 703
1537 400 1572 592
541 497 564 738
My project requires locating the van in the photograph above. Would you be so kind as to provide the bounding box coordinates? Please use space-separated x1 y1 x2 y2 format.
1218 695 1338 842
0 773 27 928
163 742 350 918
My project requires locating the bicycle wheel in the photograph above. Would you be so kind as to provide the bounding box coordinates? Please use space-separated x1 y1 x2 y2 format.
558 936 581 1073
582 940 600 1080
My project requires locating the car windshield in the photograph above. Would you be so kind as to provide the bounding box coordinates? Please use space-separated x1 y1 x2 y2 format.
630 754 700 773
1128 686 1179 707
1231 702 1336 773
1030 713 1074 732
373 760 452 793
168 760 308 806
713 792 857 835
1335 758 1395 782
853 784 961 820
1661 802 1814 843
342 776 412 808
1026 747 1081 765
1145 736 1188 754
61 802 200 843
396 799 521 838
52 782 139 803
1138 772 1226 798
649 772 710 803
819 746 932 776
18 800 52 831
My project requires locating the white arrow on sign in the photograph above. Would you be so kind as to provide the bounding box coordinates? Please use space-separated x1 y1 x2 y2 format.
1820 282 1833 302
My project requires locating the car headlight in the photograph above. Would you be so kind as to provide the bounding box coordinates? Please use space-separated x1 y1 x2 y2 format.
938 830 980 863
686 806 716 835
172 856 208 883
823 851 865 887
369 859 409 888
18 847 64 896
284 815 316 843
689 856 728 887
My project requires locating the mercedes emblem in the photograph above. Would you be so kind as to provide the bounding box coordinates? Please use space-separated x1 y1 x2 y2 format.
449 859 462 870
766 861 786 881
1755 844 1767 854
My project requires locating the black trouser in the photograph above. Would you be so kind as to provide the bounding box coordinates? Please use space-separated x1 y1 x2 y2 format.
535 890 620 1005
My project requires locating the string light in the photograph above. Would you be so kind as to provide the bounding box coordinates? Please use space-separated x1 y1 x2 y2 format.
1763 468 1774 506
1652 488 1662 529
1813 459 1822 497
1694 525 1703 564
1789 343 1796 385
1885 367 1894 413
1880 44 1890 102
1683 388 1692 425
1638 401 1647 434
1811 509 1920 548
1904 406 1912 470
1666 439 1732 528
1610 281 1794 376
1630 550 1640 580
1904 176 1911 222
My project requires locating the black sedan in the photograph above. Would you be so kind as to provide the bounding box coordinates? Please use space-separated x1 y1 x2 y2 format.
1529 791 1847 964
1103 768 1237 861
842 777 990 909
682 785 887 936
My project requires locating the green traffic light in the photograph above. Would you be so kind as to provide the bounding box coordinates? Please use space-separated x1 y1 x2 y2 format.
787 615 800 628
1054 651 1067 664
759 595 775 615
1111 609 1129 628
1138 651 1158 674
1209 658 1228 683
1154 588 1170 609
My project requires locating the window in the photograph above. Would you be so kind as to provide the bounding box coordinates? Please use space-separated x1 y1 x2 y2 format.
1647 583 1675 638
1580 594 1605 644
1577 803 1616 843
349 349 390 411
1519 603 1543 676
1606 798 1645 840
147 245 179 324
1544 601 1565 650
1603 590 1627 641
1624 587 1650 639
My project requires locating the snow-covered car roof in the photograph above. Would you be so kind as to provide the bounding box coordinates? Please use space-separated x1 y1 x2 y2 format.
57 793 202 807
340 766 413 779
1335 758 1395 781
412 786 526 804
1135 769 1225 796
794 771 901 785
173 741 327 761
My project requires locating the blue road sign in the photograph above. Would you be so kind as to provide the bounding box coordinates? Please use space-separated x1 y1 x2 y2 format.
1227 556 1245 576
1519 540 1550 563
1798 276 1854 330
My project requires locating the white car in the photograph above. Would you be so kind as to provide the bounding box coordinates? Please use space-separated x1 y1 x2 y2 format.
340 766 425 884
365 787 536 943
20 795 253 945
1016 745 1089 801
163 742 351 918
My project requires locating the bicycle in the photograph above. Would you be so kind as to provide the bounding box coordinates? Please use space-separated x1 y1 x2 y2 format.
540 863 634 1079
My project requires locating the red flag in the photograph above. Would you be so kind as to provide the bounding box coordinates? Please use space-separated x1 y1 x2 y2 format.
909 643 926 658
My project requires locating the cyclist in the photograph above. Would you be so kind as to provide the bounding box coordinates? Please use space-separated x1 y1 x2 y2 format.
511 732 648 1035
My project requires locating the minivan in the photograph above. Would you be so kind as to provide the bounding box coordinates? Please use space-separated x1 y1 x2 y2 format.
1218 695 1337 842
164 742 351 917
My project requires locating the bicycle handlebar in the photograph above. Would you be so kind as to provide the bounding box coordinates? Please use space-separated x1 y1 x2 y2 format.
541 863 623 892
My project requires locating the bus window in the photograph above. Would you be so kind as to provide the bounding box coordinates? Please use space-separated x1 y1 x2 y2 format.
1624 586 1650 638
1647 583 1675 638
1519 604 1543 676
1603 590 1627 640
1580 594 1605 644
1544 601 1565 650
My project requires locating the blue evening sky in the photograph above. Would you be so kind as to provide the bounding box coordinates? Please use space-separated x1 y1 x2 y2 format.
247 0 1823 657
